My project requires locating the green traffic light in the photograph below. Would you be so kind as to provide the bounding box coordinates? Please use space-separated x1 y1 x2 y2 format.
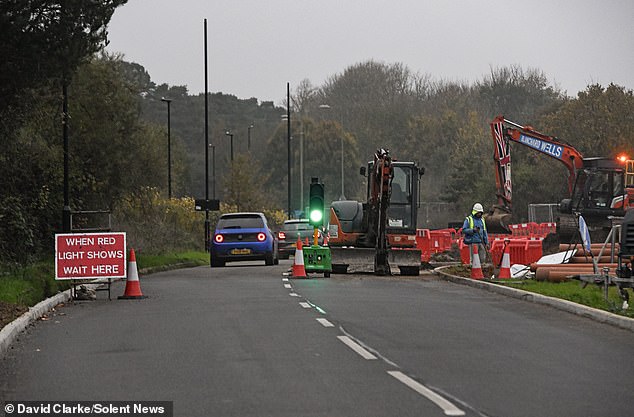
310 209 323 223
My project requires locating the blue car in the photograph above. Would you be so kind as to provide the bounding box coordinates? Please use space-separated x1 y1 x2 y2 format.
210 212 279 267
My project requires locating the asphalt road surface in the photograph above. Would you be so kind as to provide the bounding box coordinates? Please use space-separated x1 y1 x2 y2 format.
1 260 633 417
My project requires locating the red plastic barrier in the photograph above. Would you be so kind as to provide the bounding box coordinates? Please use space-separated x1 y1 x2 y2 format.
538 222 557 237
429 229 454 252
417 228 460 262
416 229 432 262
489 238 543 265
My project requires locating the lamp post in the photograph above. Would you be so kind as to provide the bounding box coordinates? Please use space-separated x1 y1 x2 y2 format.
208 143 216 199
318 104 345 200
62 81 71 232
160 97 172 199
286 82 292 219
225 130 234 162
247 123 254 151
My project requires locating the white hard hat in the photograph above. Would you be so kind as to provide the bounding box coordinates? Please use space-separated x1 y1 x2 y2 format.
472 203 484 213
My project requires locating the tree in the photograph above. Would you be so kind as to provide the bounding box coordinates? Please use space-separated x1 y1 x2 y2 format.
222 154 271 212
475 65 564 122
0 0 128 115
539 84 634 157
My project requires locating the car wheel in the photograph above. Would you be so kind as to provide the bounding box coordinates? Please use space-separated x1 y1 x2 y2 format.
210 252 224 267
265 252 274 266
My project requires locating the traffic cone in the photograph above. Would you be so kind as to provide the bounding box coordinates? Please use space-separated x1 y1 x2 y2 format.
498 240 511 279
292 237 307 278
118 249 147 299
470 244 484 280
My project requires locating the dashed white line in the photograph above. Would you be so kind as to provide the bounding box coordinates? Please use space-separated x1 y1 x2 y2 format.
336 335 377 360
316 318 334 327
289 292 300 297
299 302 311 309
387 371 465 416
282 277 289 282
284 283 292 289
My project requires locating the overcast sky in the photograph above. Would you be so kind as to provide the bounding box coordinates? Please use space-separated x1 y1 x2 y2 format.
106 0 634 104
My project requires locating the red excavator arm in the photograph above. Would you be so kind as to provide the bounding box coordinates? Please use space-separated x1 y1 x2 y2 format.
491 115 585 207
488 115 585 232
367 148 393 275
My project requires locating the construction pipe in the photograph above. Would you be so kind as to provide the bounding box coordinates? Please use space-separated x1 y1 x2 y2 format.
568 256 614 264
535 267 616 282
530 262 617 272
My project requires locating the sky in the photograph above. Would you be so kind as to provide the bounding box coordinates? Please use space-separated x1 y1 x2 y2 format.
106 0 634 104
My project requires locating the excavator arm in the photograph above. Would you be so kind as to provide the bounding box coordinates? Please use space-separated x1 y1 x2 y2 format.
488 115 585 233
367 148 393 275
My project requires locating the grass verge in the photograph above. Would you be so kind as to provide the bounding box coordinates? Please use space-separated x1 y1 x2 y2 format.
444 265 634 318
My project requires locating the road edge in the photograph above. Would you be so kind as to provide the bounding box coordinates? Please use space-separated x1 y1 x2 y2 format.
0 262 201 358
434 266 634 332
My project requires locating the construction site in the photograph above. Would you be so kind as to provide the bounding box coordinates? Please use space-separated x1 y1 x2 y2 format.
312 116 634 314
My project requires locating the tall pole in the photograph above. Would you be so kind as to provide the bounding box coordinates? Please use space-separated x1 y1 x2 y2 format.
212 145 216 199
225 131 234 162
287 82 292 219
161 98 172 199
248 124 253 151
62 81 71 232
300 126 304 213
340 135 345 200
204 18 210 250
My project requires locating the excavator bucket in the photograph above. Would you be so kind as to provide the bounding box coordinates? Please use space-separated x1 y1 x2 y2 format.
485 205 512 234
330 247 421 276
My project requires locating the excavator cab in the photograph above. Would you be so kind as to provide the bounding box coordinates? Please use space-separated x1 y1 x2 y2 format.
564 158 626 215
383 163 420 235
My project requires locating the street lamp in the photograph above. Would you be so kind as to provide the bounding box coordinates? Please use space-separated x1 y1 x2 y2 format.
318 104 345 200
161 97 172 199
286 82 292 219
225 130 234 162
208 143 216 199
247 123 254 151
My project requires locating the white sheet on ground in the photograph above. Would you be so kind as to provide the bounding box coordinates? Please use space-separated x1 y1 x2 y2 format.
535 249 577 265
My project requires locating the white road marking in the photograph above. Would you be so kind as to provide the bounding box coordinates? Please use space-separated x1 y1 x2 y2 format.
282 277 289 282
289 292 300 297
284 283 292 289
336 336 377 360
299 302 311 308
387 371 465 416
316 318 334 327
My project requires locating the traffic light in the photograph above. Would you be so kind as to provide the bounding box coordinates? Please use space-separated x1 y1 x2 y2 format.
309 178 324 227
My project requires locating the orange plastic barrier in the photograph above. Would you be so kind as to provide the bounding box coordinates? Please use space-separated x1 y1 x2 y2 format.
416 229 432 262
416 228 458 262
490 238 543 266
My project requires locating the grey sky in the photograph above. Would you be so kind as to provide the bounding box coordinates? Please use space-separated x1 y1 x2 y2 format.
106 0 634 104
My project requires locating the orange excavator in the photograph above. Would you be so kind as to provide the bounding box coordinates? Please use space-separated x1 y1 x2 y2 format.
488 115 634 241
328 148 424 275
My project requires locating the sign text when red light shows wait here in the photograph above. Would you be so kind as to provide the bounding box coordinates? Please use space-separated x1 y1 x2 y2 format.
55 232 127 280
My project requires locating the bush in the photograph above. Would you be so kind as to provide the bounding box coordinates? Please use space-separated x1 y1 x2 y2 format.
113 187 205 253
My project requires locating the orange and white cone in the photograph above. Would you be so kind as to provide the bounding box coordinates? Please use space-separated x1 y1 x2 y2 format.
498 240 511 279
470 244 484 280
118 249 147 299
292 238 307 278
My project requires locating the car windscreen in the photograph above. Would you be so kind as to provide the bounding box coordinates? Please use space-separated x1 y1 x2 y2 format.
283 222 312 232
217 215 265 229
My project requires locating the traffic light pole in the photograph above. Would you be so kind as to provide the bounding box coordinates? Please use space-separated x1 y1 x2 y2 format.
303 177 332 277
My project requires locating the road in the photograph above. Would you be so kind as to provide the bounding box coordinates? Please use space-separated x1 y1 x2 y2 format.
1 260 633 417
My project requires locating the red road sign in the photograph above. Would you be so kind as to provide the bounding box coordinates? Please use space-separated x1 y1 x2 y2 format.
55 232 127 280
